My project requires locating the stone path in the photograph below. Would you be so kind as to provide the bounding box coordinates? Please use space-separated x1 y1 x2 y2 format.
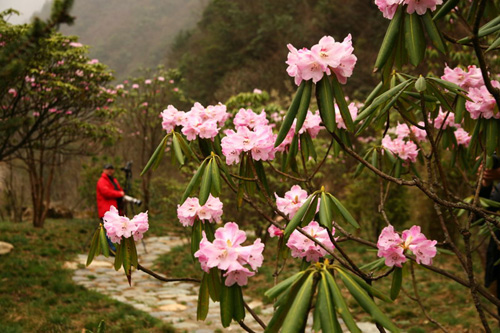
66 236 379 332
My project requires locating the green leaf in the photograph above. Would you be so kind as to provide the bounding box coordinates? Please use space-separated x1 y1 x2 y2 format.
275 81 305 147
123 239 132 284
171 132 185 166
433 0 459 21
332 75 354 132
318 272 343 332
295 80 313 134
175 132 199 163
328 194 360 228
304 132 317 161
486 36 500 52
455 95 466 123
336 267 392 303
285 135 299 170
199 159 213 205
232 284 246 322
427 77 466 95
86 228 100 266
181 159 207 204
360 257 387 271
210 159 222 197
99 226 110 258
207 268 221 302
319 192 333 230
280 273 316 333
141 134 168 176
421 12 447 53
254 160 271 196
316 76 336 132
127 237 138 268
220 283 234 328
302 195 319 227
364 82 384 109
265 270 312 333
375 5 403 71
324 269 361 333
265 271 305 300
427 82 454 113
113 241 123 271
215 155 237 188
337 270 400 332
415 76 426 92
197 273 210 321
391 267 403 300
284 195 315 238
191 220 203 257
405 13 426 66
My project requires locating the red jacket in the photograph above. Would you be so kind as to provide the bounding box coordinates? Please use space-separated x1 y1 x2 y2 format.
96 172 124 218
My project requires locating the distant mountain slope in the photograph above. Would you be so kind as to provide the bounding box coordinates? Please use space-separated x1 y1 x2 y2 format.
36 0 207 79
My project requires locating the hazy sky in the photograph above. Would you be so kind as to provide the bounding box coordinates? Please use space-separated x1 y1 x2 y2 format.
0 0 48 24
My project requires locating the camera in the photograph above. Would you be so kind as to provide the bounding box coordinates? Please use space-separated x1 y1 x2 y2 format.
123 195 142 206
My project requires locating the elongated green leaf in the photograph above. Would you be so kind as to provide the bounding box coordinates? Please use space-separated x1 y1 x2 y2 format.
199 159 213 205
391 267 403 300
313 299 322 333
319 192 333 230
280 273 316 333
191 220 203 257
295 80 313 134
422 12 447 53
284 195 315 238
265 270 312 333
98 226 110 258
363 82 384 109
220 283 234 328
123 239 132 276
316 76 336 132
332 75 354 132
405 13 426 66
127 237 138 268
171 132 185 166
487 36 500 52
302 195 319 227
285 135 299 170
180 159 207 204
210 159 222 197
96 320 106 333
265 271 305 299
141 134 168 176
87 228 100 266
336 267 392 303
254 160 271 196
324 270 361 333
197 273 210 320
481 15 500 31
328 194 360 228
304 132 317 161
427 77 466 95
232 284 246 321
275 82 305 147
427 82 453 113
455 95 466 123
433 0 459 21
318 272 343 332
207 268 221 302
175 132 199 163
338 270 400 332
375 5 403 71
114 241 123 271
214 155 236 188
360 257 387 271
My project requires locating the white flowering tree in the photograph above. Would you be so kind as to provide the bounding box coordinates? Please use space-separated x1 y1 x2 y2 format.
88 0 500 331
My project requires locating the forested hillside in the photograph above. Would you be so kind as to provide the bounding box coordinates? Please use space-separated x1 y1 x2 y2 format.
168 0 388 104
35 0 207 80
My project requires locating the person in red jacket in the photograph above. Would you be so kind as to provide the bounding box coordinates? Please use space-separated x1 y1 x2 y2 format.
96 164 125 218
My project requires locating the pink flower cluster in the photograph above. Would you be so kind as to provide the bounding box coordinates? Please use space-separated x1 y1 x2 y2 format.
103 206 149 243
233 108 269 129
377 225 437 267
287 221 335 262
275 185 309 219
375 0 443 19
286 35 357 85
161 102 229 140
177 195 223 227
441 65 498 120
381 134 419 163
277 111 323 151
194 222 265 286
221 125 276 165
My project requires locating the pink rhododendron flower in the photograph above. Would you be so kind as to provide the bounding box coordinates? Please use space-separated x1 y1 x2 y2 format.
335 102 358 130
454 128 471 147
465 81 500 119
375 0 401 19
275 185 309 218
179 103 229 141
103 206 149 243
161 105 185 132
132 84 139 89
404 0 443 15
286 221 335 262
69 42 83 47
276 111 323 152
381 135 419 163
377 225 437 267
221 125 276 164
433 109 458 129
177 195 223 227
158 76 165 81
253 88 262 94
410 123 428 142
145 79 152 84
268 225 284 238
233 108 269 129
8 88 17 97
286 35 357 85
441 65 484 90
194 222 264 286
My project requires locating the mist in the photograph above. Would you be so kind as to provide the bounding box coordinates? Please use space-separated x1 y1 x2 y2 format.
0 0 48 24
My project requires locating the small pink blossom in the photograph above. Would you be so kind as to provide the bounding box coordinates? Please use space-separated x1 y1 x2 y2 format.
177 195 223 227
145 79 152 85
158 76 165 81
286 221 335 262
8 88 16 97
375 0 401 19
335 102 358 129
465 81 500 119
404 0 443 15
441 65 484 90
103 206 149 243
69 42 83 47
268 225 284 238
454 128 471 147
381 135 419 163
275 185 309 219
132 84 139 89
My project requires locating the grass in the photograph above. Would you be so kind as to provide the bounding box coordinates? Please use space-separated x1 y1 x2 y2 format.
0 218 174 333
154 234 500 332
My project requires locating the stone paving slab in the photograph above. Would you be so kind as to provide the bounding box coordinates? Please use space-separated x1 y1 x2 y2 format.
67 236 380 332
